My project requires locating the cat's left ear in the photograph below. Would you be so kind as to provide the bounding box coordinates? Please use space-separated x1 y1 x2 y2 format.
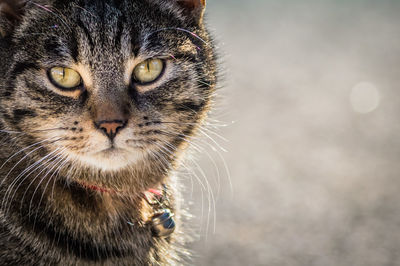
0 0 26 38
175 0 206 24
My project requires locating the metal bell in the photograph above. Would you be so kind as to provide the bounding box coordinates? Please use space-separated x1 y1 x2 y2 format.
151 209 176 238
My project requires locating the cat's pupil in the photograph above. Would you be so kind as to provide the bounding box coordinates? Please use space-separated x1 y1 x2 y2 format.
133 58 164 84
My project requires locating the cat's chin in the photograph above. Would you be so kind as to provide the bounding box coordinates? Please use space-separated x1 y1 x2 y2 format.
70 148 143 172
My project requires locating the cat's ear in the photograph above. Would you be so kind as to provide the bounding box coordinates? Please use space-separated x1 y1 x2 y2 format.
175 0 206 23
0 0 26 38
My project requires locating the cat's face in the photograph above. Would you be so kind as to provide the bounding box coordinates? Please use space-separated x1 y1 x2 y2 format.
0 0 215 175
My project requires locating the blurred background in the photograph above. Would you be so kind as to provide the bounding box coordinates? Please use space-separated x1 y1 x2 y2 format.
184 0 400 265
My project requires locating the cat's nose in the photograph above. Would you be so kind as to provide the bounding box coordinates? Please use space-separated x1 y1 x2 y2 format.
95 120 127 140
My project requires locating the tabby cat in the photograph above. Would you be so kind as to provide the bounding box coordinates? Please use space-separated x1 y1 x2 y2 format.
0 0 216 264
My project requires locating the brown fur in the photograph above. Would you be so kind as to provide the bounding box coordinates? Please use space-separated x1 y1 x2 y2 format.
0 0 217 264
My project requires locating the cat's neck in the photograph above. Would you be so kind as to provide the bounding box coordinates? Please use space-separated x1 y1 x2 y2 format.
0 147 178 264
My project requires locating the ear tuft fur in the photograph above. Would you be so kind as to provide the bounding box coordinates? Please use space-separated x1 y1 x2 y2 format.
176 0 206 23
0 0 26 37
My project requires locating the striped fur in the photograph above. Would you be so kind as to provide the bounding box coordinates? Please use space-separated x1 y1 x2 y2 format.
0 0 217 265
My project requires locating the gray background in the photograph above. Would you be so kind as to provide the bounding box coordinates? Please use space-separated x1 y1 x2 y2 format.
184 0 400 265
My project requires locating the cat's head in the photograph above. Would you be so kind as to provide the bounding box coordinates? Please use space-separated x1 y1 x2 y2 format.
0 0 216 184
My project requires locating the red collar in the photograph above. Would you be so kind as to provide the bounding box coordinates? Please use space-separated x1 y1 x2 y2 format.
78 181 173 237
83 183 115 194
77 180 164 200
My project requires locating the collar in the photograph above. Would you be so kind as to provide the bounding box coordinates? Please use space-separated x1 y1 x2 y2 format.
77 180 176 238
143 184 176 238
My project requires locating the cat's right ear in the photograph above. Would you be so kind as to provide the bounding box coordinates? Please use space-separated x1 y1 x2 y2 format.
175 0 206 24
0 0 26 38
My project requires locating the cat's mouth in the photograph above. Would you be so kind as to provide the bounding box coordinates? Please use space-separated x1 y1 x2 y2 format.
98 146 123 154
71 145 142 172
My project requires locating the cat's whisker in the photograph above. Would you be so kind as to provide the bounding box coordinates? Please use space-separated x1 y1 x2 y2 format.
0 136 60 171
28 1 72 31
190 157 217 237
20 148 65 217
3 146 63 214
153 142 176 160
2 162 45 213
149 27 207 45
196 79 212 88
1 139 66 211
180 160 207 235
198 126 229 143
205 119 231 128
189 128 233 196
153 120 229 133
31 127 68 133
146 126 227 175
0 134 24 150
71 2 96 18
149 148 171 173
158 122 229 144
169 54 177 60
31 157 64 222
145 141 173 172
1 148 51 209
172 131 223 198
0 144 47 194
136 128 222 195
151 139 216 236
157 130 216 237
32 152 68 227
2 146 61 214
51 157 70 201
157 129 227 225
196 128 227 153
179 160 195 198
0 139 60 193
0 130 24 134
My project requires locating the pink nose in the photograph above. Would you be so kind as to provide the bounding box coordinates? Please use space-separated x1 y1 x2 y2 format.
96 120 126 140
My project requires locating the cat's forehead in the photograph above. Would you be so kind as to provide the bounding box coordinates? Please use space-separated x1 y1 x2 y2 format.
17 0 185 61
32 0 182 32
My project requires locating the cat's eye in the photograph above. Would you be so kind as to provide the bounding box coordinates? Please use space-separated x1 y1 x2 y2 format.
48 67 82 90
133 59 164 84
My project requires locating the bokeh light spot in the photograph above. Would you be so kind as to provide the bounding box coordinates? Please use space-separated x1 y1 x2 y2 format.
350 82 380 114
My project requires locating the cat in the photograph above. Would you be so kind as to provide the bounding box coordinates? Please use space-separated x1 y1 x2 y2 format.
0 0 216 265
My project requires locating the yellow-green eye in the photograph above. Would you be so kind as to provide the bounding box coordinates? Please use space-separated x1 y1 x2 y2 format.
133 59 164 84
49 67 82 89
